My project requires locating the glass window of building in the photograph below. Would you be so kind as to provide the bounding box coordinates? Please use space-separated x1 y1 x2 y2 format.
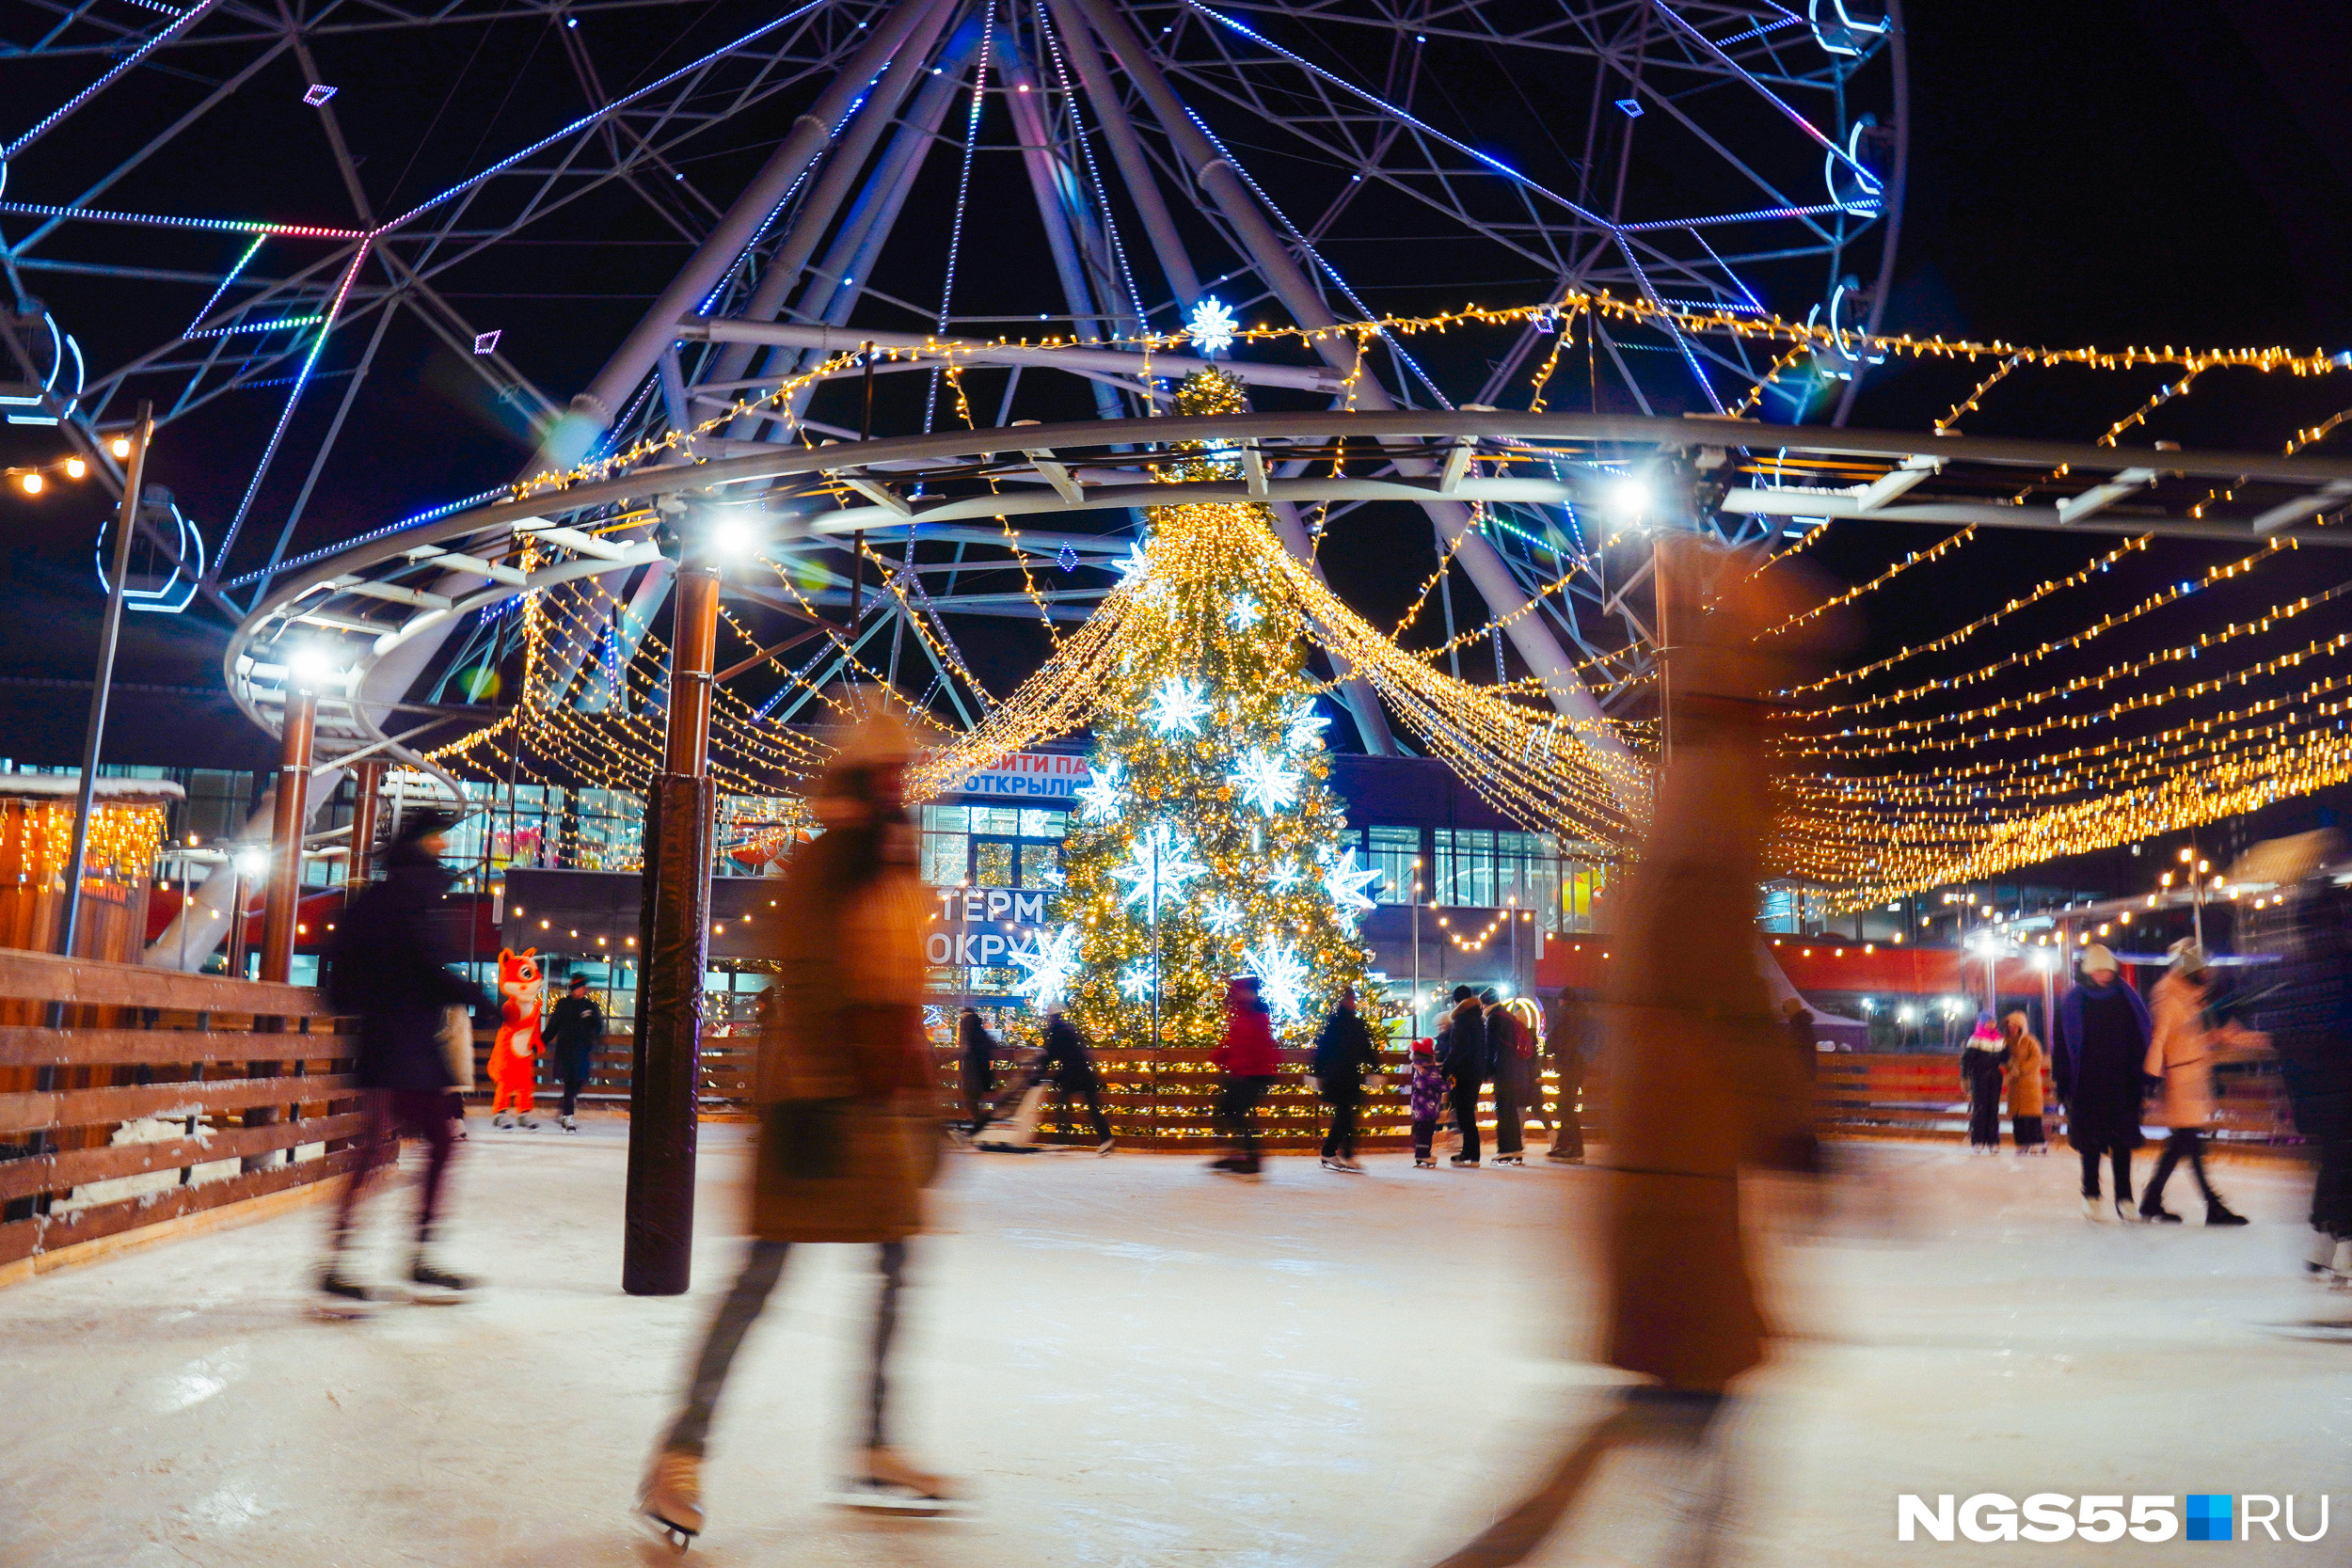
921 805 969 886
1019 842 1061 887
973 840 1015 887
1017 808 1067 840
1368 826 1418 904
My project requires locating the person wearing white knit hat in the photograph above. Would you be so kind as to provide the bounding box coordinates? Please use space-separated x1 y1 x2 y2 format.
2139 938 2265 1224
2053 942 2153 1223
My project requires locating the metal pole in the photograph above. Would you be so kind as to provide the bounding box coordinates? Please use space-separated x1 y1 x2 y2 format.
347 758 387 893
58 402 151 959
625 525 721 1295
258 683 317 983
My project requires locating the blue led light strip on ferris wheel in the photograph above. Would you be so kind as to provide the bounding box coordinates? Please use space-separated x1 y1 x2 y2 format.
2 0 228 160
0 202 367 239
215 241 373 564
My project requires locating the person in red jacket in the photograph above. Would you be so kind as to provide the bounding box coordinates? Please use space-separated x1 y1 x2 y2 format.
1211 975 1279 1178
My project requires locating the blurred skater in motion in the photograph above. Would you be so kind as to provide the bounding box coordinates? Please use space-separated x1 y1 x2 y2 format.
1425 535 1830 1568
1408 1036 1446 1168
1547 994 1589 1164
640 718 956 1548
1442 985 1489 1167
1313 985 1380 1172
2054 943 2152 1224
2139 940 2263 1225
958 1006 998 1139
319 810 491 1310
545 974 603 1133
2240 833 2352 1279
1963 1010 2008 1154
1041 1000 1115 1153
1483 988 1528 1165
2002 1010 2047 1155
1210 975 1278 1178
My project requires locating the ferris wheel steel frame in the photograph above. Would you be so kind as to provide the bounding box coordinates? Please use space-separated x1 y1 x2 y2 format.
6 0 1903 776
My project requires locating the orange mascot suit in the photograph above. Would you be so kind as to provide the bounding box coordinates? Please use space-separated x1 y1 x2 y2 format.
488 948 546 1125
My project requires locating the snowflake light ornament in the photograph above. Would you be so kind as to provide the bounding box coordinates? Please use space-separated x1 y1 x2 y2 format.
1075 759 1125 823
1145 676 1212 736
1282 698 1330 752
1263 858 1306 894
1322 847 1382 929
1203 895 1247 937
1119 958 1158 1002
1114 540 1153 592
1009 924 1084 1008
1244 934 1311 1023
1228 594 1263 631
1188 295 1238 357
1227 749 1302 815
1111 822 1209 908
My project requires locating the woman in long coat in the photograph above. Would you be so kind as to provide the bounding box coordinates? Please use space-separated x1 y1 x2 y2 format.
2001 1010 2047 1153
2139 941 2262 1224
2053 944 2151 1222
640 717 952 1546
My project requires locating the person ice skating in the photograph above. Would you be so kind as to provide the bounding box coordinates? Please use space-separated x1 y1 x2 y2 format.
1547 993 1590 1164
2053 943 2153 1223
1041 1001 1115 1153
640 713 957 1547
1962 1009 2007 1153
1441 985 1489 1166
1210 974 1279 1178
318 810 491 1310
2139 940 2265 1224
1781 996 1818 1057
2001 1010 2048 1154
1483 988 1529 1165
957 1006 998 1138
2242 836 2352 1281
545 974 603 1133
485 946 545 1129
1312 985 1381 1171
1407 1037 1447 1168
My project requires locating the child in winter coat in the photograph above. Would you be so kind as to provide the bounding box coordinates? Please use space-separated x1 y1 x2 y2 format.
1408 1038 1447 1168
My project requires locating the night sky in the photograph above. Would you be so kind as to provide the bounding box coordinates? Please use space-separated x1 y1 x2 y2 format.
2 0 2347 891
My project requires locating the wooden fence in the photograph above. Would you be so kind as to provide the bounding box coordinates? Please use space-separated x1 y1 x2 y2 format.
0 950 359 1278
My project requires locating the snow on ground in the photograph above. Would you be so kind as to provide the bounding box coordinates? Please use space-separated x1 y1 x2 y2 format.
0 1124 2344 1566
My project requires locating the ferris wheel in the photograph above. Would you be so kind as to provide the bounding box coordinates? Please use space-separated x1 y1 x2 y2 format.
4 0 1902 768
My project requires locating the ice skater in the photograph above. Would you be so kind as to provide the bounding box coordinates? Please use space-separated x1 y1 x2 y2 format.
1040 1000 1115 1153
2001 1009 2047 1154
1407 1037 1446 1168
1962 1009 2007 1153
1546 993 1589 1164
1210 974 1278 1178
1312 985 1380 1171
544 974 603 1132
1483 988 1528 1165
957 1006 998 1138
2242 834 2352 1280
2139 940 2262 1224
1441 985 1489 1166
317 810 490 1310
640 715 957 1548
2053 943 2153 1223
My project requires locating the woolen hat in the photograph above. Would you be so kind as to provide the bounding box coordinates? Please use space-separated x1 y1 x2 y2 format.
2078 942 2118 972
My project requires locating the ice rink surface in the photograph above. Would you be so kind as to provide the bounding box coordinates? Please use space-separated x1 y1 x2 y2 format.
2 1125 2345 1566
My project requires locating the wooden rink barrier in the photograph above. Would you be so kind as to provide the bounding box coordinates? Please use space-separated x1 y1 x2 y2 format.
0 949 361 1283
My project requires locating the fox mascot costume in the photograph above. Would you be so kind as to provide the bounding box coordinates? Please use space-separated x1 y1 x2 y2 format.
488 947 546 1127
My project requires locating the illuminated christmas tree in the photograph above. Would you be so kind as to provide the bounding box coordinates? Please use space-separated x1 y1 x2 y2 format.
1011 366 1379 1049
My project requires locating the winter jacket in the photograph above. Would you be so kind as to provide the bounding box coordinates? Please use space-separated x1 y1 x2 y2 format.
1216 999 1279 1077
749 810 941 1245
1040 1013 1098 1091
958 1012 998 1101
1311 1006 1380 1096
546 993 605 1055
2146 971 2265 1130
2053 976 2153 1152
2003 1022 2045 1117
1961 1030 2008 1099
1440 998 1488 1082
327 850 490 1093
1407 1056 1448 1120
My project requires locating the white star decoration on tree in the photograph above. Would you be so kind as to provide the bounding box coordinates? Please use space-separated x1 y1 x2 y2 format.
1263 858 1305 893
1145 676 1212 736
1188 296 1238 357
1322 848 1382 929
1115 541 1152 592
1203 895 1246 937
1009 924 1083 1008
1244 934 1311 1023
1226 749 1302 815
1227 594 1262 631
1075 759 1124 823
1282 699 1329 752
1111 822 1209 908
1118 958 1158 1001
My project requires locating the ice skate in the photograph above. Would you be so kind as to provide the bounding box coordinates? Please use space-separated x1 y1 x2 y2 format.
1096 1137 1116 1156
841 1447 964 1515
561 1114 579 1133
2114 1199 2144 1225
1335 1155 1364 1173
1547 1147 1584 1164
2081 1195 2106 1222
313 1261 381 1319
639 1447 704 1549
407 1251 474 1304
1320 1155 1343 1172
2330 1240 2352 1287
1450 1153 1480 1168
2138 1201 2182 1224
1413 1156 1438 1168
1492 1154 1524 1166
492 1110 515 1130
515 1114 539 1130
2306 1235 2335 1277
2204 1200 2249 1227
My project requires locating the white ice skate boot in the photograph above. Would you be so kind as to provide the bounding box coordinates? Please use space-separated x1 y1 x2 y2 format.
2081 1195 2106 1223
639 1447 704 1549
492 1110 515 1130
515 1113 539 1130
843 1447 963 1515
561 1114 579 1132
2330 1239 2352 1289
